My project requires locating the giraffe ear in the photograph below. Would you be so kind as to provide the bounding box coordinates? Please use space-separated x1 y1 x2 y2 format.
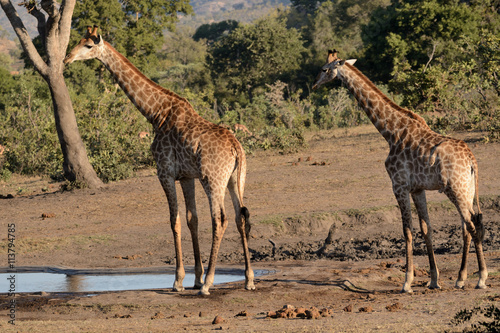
345 59 357 65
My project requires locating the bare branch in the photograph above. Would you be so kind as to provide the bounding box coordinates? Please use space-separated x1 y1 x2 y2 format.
0 0 48 76
423 42 438 74
19 1 47 49
40 0 59 18
59 0 76 52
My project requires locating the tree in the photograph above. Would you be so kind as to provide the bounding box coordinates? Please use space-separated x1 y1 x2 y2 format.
1 0 193 186
207 15 306 104
192 20 239 45
0 0 103 188
310 0 391 62
361 0 496 83
71 0 193 74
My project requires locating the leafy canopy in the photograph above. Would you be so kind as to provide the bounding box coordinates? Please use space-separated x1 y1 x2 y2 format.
207 15 306 103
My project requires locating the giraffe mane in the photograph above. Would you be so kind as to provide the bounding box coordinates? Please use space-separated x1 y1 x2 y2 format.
104 41 195 131
344 63 429 128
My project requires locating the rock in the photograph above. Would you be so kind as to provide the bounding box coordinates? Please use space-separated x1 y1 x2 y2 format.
358 305 373 313
151 312 164 320
343 304 353 312
386 302 402 312
306 307 321 319
235 310 249 317
212 315 225 324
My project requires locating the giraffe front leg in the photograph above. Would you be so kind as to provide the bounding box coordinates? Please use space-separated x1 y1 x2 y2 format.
456 226 471 289
412 191 440 289
180 178 204 289
160 176 185 292
171 212 186 292
396 191 414 293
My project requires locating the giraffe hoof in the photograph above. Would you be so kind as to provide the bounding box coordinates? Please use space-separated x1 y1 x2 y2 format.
401 287 413 294
245 283 256 291
475 283 487 290
455 281 466 289
173 282 185 292
198 288 210 296
427 282 441 290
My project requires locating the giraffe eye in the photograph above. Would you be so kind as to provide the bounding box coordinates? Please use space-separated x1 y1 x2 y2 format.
84 44 93 49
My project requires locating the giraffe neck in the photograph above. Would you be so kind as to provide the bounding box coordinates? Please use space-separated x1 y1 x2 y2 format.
338 63 428 143
97 41 194 131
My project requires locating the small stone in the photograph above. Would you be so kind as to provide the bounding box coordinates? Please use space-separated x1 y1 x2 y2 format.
267 311 277 318
359 305 373 313
386 302 402 312
320 308 333 317
306 307 321 319
235 310 248 317
212 315 225 324
343 304 353 312
151 312 164 320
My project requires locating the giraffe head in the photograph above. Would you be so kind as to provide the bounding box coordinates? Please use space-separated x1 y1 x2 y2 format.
64 26 103 65
312 49 357 90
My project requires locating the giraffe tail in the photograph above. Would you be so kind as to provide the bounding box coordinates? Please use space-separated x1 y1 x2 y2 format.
235 141 250 236
472 157 483 230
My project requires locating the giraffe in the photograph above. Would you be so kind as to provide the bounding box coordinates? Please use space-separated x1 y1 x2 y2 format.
313 50 487 293
64 26 255 295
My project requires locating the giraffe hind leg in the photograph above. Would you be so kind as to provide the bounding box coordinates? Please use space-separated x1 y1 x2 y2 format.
445 189 488 289
198 180 229 296
228 173 255 291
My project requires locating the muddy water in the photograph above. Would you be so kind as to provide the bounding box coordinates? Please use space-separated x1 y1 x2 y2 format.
0 267 268 293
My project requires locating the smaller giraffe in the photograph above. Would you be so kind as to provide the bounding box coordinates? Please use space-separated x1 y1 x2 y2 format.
65 26 255 295
313 50 487 292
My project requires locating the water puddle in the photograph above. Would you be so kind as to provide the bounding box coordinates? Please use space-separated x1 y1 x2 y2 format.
0 267 269 293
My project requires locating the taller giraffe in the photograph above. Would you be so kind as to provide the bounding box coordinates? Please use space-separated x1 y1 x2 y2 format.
64 26 255 295
313 50 487 293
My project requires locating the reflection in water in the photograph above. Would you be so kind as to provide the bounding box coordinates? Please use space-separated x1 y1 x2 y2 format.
66 275 85 292
0 272 251 293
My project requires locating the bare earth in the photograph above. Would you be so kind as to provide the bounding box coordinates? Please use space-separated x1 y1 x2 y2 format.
1 125 500 332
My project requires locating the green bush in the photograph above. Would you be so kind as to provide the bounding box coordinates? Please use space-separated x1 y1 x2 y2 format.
0 70 155 182
452 304 500 332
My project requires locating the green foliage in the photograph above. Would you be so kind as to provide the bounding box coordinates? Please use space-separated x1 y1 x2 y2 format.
207 14 306 104
0 67 18 110
0 71 60 176
0 70 154 181
70 0 193 76
310 0 391 62
359 0 500 135
193 20 239 44
312 86 369 129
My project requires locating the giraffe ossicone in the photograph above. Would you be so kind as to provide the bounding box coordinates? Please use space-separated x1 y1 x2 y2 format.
65 26 255 295
313 50 487 293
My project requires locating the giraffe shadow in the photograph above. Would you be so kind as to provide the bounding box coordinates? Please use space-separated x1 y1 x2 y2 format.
275 278 374 294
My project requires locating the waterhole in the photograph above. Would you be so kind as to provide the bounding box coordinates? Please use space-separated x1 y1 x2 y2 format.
0 267 269 293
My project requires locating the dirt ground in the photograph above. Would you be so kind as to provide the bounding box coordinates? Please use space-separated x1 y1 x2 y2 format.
1 125 500 332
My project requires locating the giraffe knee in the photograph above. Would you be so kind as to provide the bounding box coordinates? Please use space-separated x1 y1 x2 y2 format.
473 213 484 240
240 207 251 237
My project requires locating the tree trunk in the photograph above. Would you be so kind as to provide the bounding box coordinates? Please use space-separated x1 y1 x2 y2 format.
47 72 103 188
1 0 103 189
